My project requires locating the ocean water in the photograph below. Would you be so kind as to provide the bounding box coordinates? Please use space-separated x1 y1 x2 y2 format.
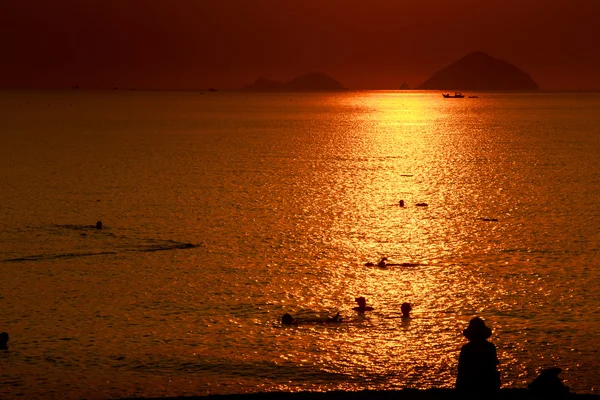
0 90 599 399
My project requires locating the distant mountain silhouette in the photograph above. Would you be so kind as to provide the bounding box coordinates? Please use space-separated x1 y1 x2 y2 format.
400 82 410 90
417 51 539 90
243 72 346 91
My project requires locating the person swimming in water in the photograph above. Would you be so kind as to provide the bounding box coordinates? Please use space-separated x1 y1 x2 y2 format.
365 257 388 267
326 312 342 323
353 297 374 312
281 313 297 325
281 312 343 326
401 302 412 318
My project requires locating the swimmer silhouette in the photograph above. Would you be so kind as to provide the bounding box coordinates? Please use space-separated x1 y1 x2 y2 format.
353 297 374 312
364 257 387 267
326 312 343 323
281 312 343 326
0 332 8 349
400 302 412 319
377 257 388 267
399 199 405 207
455 317 500 396
281 313 296 325
96 221 102 229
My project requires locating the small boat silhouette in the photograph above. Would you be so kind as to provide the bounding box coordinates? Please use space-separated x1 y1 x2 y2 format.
442 92 465 98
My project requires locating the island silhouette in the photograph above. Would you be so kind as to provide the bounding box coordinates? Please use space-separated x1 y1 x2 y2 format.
243 72 346 92
417 51 539 90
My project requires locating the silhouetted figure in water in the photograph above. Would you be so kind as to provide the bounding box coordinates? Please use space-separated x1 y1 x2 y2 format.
399 199 405 207
364 257 387 267
353 297 374 312
400 302 412 319
281 313 296 325
0 332 9 349
325 312 342 323
456 317 500 397
528 367 570 398
281 312 343 326
96 221 103 230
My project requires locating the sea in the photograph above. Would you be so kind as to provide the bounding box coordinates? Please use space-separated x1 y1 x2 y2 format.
0 90 599 399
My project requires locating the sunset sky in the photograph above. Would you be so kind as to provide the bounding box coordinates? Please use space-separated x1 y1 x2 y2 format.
2 0 599 90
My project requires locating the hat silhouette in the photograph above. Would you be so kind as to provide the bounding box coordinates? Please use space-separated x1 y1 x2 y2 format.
463 317 492 340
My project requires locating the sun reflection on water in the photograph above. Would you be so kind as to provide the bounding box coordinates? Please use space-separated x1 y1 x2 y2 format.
2 91 599 397
257 92 508 391
256 92 599 393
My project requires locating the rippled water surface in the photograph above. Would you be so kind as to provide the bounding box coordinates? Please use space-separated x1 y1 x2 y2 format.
1 90 599 399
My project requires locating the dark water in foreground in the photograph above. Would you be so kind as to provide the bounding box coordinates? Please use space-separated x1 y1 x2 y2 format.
0 91 599 399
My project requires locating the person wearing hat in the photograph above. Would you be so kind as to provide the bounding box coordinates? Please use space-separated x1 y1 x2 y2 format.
455 317 500 396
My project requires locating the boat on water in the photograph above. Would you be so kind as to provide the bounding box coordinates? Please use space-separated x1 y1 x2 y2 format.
442 92 465 98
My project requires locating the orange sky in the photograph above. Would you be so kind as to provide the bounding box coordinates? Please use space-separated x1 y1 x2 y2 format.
2 0 599 90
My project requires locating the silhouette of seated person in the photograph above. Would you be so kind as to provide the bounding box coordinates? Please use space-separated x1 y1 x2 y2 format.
455 317 500 396
528 367 570 398
281 312 343 326
0 332 8 349
353 297 374 312
400 302 412 319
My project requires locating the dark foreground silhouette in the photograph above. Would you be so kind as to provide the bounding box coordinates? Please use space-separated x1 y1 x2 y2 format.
528 367 571 397
455 317 500 396
130 387 598 400
0 332 8 349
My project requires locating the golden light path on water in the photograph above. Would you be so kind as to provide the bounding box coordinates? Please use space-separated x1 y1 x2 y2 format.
238 92 599 394
253 92 528 392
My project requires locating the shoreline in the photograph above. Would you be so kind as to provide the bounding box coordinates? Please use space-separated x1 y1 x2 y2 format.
125 388 600 400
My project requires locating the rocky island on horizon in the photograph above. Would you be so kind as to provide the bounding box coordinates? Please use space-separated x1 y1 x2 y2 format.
243 72 346 92
417 51 539 91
